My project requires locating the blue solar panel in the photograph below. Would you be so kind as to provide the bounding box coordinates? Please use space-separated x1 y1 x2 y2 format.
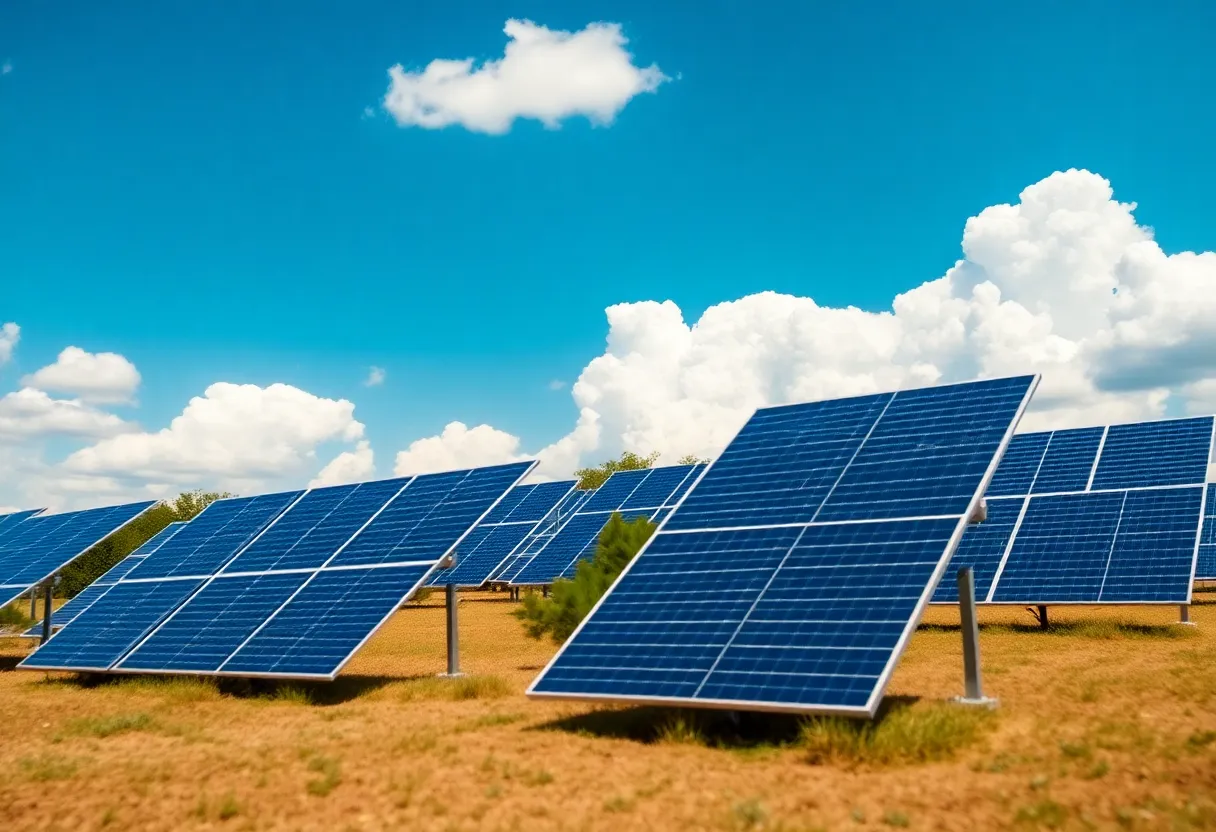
951 414 1215 605
930 497 1023 603
0 509 45 543
1197 484 1216 580
0 501 158 606
491 488 594 583
26 522 186 634
427 480 577 587
129 492 303 580
529 375 1037 716
20 578 204 671
21 461 535 679
221 479 409 573
118 572 313 672
511 466 700 586
1090 417 1213 491
220 564 433 678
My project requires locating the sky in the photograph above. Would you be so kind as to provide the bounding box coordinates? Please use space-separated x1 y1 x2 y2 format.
2 0 1215 510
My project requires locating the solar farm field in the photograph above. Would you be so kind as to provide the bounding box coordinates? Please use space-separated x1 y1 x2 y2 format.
3 590 1215 831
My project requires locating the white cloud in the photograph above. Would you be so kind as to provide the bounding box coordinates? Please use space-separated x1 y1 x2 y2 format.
23 346 141 404
395 168 1216 476
63 382 365 488
0 388 132 440
393 421 528 475
311 440 376 487
383 19 667 134
365 366 386 387
1 61 11 76
0 323 18 365
547 379 566 391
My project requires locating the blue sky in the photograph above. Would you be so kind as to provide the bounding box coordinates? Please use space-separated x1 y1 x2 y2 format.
2 0 1215 501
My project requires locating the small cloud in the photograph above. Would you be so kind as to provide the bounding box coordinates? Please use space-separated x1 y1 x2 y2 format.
365 366 386 387
362 105 376 119
1 61 11 76
547 379 566 391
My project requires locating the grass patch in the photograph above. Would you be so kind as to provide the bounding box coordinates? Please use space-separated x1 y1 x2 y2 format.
267 685 314 705
0 602 32 631
19 753 78 781
67 712 156 738
986 619 1197 640
882 810 911 828
538 706 803 750
217 793 240 820
1015 799 1069 828
305 755 341 797
656 713 707 746
397 674 511 702
604 795 635 813
1186 729 1216 750
732 798 766 829
801 701 994 767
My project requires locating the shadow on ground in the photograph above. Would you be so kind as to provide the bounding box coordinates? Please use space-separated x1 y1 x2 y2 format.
919 617 1195 639
37 671 397 705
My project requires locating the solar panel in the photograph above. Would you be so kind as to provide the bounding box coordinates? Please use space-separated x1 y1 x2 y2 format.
25 522 186 635
941 415 1215 605
427 480 576 587
511 465 705 586
0 509 46 543
491 488 594 583
23 462 536 679
528 375 1037 717
0 501 158 608
1197 484 1216 581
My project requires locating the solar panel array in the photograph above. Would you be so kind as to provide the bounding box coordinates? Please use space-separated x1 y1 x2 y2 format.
23 522 187 637
935 416 1215 605
0 508 46 542
510 464 706 586
1198 484 1216 581
0 501 158 609
21 462 533 679
528 375 1037 717
426 480 577 587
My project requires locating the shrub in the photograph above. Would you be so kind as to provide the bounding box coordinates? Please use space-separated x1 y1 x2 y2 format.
515 512 656 643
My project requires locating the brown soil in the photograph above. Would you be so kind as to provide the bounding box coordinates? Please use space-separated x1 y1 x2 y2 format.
2 590 1214 831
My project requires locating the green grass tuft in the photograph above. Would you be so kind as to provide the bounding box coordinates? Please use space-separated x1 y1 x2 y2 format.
267 685 314 705
656 713 707 746
67 712 156 738
306 755 341 797
0 601 33 631
19 753 78 782
732 799 767 829
800 701 994 767
882 810 911 828
397 674 511 702
1015 799 1069 828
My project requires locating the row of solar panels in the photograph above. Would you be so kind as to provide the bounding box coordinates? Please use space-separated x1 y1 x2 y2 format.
3 373 1214 718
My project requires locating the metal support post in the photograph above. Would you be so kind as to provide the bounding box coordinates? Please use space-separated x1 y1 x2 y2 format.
30 587 37 620
438 584 464 678
1179 604 1195 626
1036 605 1049 630
954 567 997 709
40 581 53 644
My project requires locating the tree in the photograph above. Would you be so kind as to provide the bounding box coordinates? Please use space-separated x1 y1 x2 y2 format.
56 490 232 598
515 512 656 643
574 451 659 490
677 454 711 465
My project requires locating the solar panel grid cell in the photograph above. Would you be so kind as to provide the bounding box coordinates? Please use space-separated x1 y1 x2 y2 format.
1197 484 1216 580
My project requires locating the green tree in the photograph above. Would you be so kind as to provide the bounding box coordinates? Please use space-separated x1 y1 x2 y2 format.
56 490 232 597
574 451 659 490
515 512 656 643
676 454 711 465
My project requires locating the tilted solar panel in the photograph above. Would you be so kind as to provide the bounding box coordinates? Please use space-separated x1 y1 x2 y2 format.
25 522 186 635
0 501 159 608
427 480 577 587
528 375 1037 717
938 415 1215 605
491 488 594 583
511 465 704 586
20 462 538 679
0 509 46 543
1197 484 1216 581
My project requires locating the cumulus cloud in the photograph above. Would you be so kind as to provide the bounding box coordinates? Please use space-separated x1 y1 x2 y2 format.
0 388 132 440
0 323 18 365
311 440 376 487
393 421 528 475
395 169 1216 476
23 346 142 404
364 366 386 387
382 19 667 134
63 382 365 488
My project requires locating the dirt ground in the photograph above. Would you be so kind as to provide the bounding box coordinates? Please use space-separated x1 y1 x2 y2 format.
1 588 1214 831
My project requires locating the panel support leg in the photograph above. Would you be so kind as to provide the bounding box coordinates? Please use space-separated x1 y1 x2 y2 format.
1179 604 1196 627
30 587 37 620
542 585 549 598
40 581 53 645
438 584 464 678
1037 605 1049 630
954 567 997 709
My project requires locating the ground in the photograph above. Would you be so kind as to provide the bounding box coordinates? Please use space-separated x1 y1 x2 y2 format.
1 589 1214 831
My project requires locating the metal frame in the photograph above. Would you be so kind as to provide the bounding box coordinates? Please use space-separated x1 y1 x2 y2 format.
527 374 1040 719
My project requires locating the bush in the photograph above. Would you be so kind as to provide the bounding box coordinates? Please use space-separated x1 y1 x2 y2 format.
515 512 656 643
574 451 659 491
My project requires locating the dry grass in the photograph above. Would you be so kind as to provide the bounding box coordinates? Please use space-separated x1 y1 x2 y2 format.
1 591 1215 830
